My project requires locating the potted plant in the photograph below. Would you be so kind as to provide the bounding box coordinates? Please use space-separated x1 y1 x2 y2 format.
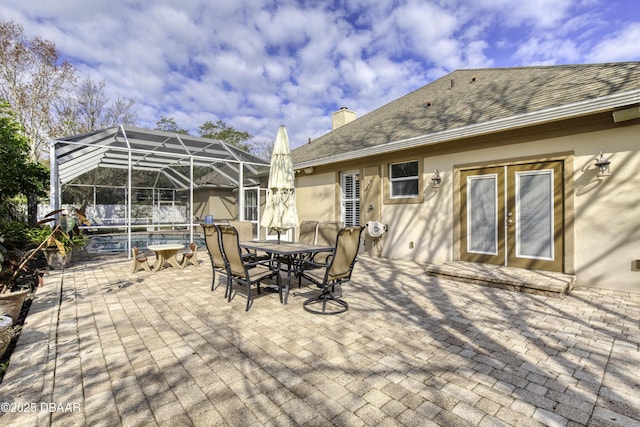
0 310 14 358
0 208 90 319
0 235 47 321
35 209 88 270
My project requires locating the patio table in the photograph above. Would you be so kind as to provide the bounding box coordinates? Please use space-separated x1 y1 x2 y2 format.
240 241 333 304
148 243 184 271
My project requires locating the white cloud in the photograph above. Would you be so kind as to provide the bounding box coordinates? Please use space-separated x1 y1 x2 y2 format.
514 37 581 64
586 23 640 63
0 0 637 151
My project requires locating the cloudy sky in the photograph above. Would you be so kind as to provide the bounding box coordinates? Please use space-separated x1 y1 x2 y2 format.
1 0 639 152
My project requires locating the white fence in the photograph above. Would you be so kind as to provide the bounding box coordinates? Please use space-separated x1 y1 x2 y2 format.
38 204 188 227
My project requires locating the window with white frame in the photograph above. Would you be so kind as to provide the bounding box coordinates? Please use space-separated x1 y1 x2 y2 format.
389 161 419 197
341 171 360 226
244 189 259 221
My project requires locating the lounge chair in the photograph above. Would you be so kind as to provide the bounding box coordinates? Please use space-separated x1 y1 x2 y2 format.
299 226 364 314
219 224 282 311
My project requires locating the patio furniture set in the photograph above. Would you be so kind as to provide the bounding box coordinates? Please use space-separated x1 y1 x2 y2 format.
131 242 198 273
202 220 365 314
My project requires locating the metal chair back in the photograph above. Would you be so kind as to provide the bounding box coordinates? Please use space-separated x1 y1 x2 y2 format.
298 220 318 244
326 226 364 282
316 221 344 247
218 225 246 278
202 224 225 269
228 220 254 241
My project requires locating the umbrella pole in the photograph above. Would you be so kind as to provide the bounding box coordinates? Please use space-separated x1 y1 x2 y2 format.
277 231 281 244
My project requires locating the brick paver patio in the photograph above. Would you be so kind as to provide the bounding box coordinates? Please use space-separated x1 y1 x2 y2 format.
1 255 638 426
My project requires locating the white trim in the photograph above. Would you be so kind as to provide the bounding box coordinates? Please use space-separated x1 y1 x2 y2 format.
340 170 360 226
514 169 555 261
466 174 499 256
294 89 640 169
389 160 419 198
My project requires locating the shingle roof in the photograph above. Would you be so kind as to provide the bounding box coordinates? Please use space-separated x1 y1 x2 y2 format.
291 62 640 166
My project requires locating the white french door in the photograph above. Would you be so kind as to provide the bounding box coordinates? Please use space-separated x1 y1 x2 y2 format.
461 161 563 272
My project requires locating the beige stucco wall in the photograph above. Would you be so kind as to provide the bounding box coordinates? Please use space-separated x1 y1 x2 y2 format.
295 121 640 293
295 171 338 223
193 189 237 222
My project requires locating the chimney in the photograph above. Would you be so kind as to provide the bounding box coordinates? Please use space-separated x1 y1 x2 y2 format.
332 107 356 130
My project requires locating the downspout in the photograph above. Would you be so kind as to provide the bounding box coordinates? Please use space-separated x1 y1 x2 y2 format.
122 125 132 259
189 156 194 244
49 140 60 218
239 162 244 221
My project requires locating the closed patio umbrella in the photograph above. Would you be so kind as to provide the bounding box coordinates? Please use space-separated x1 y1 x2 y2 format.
261 125 299 243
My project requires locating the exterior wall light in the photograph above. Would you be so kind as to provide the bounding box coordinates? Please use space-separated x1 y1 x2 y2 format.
430 169 442 188
595 151 611 177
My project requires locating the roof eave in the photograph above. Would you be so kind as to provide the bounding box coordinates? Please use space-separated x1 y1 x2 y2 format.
293 89 640 170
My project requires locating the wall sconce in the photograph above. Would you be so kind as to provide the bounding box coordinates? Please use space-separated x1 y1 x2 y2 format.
595 151 611 177
430 169 442 188
303 167 314 174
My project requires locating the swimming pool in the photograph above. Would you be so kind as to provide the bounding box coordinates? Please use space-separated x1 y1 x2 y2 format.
86 232 206 253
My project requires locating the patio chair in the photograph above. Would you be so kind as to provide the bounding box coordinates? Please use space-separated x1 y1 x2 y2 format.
131 246 152 273
219 224 282 311
275 220 319 277
202 224 230 296
298 220 319 244
313 221 343 264
179 242 199 268
228 220 267 261
299 226 364 314
228 220 254 241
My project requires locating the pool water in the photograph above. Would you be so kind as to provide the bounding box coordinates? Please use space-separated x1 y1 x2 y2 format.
86 232 206 253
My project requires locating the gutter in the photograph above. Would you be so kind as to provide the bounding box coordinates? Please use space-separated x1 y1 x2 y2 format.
293 89 640 169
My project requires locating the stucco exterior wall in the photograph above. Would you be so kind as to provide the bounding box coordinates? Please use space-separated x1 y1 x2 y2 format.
295 172 338 224
193 189 237 221
295 121 640 293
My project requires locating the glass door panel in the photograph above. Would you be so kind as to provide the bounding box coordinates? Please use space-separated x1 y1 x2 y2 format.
460 167 505 265
507 162 563 271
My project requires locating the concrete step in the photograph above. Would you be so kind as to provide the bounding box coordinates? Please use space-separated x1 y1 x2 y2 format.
424 261 575 298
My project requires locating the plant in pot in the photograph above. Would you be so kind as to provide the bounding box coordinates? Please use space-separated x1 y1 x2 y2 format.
0 309 15 358
0 222 71 320
32 209 88 270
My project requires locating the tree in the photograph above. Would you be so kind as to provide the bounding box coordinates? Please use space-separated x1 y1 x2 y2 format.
0 101 48 218
70 78 137 134
0 20 77 161
155 116 189 134
252 139 275 161
154 117 254 152
199 120 253 152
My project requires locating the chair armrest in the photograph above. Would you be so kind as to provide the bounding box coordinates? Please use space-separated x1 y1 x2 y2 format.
244 257 278 270
299 255 332 271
